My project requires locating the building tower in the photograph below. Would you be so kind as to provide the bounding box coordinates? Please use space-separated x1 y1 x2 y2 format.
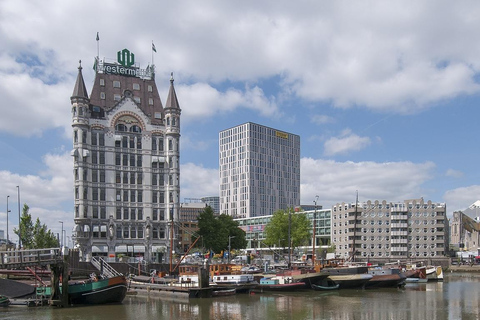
71 47 181 263
219 122 300 218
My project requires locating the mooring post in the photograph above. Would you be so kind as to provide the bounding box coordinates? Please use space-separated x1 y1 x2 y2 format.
198 259 210 288
49 263 61 306
61 247 70 307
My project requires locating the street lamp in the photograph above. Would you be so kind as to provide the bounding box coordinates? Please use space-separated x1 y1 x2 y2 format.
16 186 21 248
6 196 11 243
59 221 64 247
228 235 236 264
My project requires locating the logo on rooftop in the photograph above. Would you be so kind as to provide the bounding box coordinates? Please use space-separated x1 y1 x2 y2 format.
95 48 154 80
117 49 135 67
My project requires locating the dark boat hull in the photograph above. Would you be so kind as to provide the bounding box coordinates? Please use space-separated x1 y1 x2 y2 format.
311 283 340 291
364 274 406 289
68 275 128 305
255 282 306 292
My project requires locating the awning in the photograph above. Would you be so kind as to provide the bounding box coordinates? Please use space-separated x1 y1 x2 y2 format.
114 245 145 253
100 225 107 232
115 245 127 252
83 225 90 232
92 245 107 253
133 245 145 253
93 226 99 232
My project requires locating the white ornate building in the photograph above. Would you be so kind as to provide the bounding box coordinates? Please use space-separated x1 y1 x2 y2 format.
71 48 181 262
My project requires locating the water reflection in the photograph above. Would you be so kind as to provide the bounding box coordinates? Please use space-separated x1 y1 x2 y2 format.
1 274 479 320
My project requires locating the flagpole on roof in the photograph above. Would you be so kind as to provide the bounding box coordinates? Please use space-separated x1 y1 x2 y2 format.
152 41 156 66
95 32 100 73
96 32 100 59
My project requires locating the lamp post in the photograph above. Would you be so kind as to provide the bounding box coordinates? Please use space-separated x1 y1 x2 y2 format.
16 186 21 249
59 221 64 247
6 196 11 243
312 195 319 266
228 235 236 264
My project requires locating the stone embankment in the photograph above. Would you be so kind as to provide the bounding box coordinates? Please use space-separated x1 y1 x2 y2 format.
448 265 480 273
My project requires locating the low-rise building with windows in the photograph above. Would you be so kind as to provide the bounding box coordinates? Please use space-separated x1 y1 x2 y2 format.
332 198 448 260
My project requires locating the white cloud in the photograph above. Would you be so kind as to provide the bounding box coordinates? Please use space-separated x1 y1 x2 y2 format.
0 150 73 244
1 0 479 140
444 185 480 214
180 163 219 199
311 114 334 125
0 70 73 137
323 129 371 156
300 157 436 208
445 169 463 178
177 83 280 123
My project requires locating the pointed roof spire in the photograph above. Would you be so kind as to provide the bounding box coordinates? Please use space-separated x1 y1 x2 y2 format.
71 60 89 100
165 72 180 110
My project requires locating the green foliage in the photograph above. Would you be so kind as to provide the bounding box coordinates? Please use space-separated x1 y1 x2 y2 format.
264 207 311 250
196 206 247 253
13 204 59 249
33 218 59 248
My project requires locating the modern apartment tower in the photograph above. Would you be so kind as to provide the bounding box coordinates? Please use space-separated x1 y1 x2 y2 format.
219 122 300 218
71 48 181 262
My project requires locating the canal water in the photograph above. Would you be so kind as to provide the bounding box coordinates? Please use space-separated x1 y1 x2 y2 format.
1 273 479 320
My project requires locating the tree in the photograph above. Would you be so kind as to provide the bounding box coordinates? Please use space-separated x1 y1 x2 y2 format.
264 207 311 250
196 206 247 254
33 218 59 248
13 204 59 249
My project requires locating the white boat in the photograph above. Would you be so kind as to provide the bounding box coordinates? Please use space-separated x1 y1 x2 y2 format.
426 266 444 281
212 273 255 285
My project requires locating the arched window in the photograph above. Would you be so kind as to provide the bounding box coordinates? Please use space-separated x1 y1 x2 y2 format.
130 125 142 133
115 124 127 132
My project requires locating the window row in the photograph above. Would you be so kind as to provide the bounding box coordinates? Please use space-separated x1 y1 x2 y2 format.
91 132 105 146
153 191 174 204
115 189 143 203
115 226 165 239
115 135 142 149
100 79 152 92
116 171 143 185
115 153 143 167
100 92 154 105
115 207 144 220
73 130 88 143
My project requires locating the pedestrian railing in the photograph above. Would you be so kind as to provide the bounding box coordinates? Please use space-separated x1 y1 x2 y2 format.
0 248 61 268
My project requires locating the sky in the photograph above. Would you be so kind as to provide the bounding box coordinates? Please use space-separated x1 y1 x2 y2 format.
1 0 480 246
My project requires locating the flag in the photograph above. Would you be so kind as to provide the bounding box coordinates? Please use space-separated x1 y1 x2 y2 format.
93 57 97 71
96 32 99 41
152 42 157 52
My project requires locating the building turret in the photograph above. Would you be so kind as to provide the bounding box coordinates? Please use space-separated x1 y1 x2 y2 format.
164 73 182 222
